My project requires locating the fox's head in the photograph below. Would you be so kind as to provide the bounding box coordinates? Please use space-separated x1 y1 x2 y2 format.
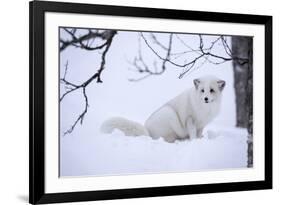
193 76 225 104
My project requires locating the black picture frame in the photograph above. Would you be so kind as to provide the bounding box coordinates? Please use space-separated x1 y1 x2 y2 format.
29 0 272 204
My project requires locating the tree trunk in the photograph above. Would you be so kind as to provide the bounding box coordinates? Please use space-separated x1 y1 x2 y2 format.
232 37 253 168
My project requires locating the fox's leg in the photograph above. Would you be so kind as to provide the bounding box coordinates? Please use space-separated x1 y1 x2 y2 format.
186 117 197 139
197 128 203 138
165 108 187 139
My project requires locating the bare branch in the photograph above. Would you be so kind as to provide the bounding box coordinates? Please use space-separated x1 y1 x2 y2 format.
60 29 117 135
150 33 169 50
130 33 249 80
64 87 89 135
60 28 115 52
140 33 188 68
221 36 232 56
198 35 249 64
128 33 174 81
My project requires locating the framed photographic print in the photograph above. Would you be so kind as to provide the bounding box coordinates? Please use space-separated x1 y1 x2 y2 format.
29 0 272 204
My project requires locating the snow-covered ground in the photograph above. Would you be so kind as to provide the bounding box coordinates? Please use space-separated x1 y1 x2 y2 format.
60 126 248 176
60 29 249 177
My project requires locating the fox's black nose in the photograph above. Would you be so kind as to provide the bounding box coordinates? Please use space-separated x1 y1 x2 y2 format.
204 97 208 102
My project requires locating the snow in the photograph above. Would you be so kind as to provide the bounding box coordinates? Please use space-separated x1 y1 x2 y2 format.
60 126 248 176
60 29 249 177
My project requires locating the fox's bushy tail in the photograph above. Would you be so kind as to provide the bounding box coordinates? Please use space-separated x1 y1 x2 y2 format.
100 117 149 136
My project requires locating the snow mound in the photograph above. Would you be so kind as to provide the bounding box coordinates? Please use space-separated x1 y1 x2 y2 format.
60 127 248 177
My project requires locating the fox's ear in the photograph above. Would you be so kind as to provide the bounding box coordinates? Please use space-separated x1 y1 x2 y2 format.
217 80 226 91
193 79 200 89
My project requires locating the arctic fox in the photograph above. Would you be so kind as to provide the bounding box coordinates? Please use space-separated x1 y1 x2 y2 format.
101 75 225 143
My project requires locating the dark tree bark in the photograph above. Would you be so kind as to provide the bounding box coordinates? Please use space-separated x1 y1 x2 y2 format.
232 36 253 167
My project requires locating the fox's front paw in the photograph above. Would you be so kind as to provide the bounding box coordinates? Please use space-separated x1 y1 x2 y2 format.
164 136 176 143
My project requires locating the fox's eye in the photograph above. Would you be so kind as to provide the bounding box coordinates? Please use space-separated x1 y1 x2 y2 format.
201 89 204 93
210 89 215 93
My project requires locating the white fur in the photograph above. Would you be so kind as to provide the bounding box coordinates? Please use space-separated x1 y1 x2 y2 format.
100 117 149 136
101 75 225 143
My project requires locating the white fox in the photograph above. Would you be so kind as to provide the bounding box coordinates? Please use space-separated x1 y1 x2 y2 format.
101 75 225 143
